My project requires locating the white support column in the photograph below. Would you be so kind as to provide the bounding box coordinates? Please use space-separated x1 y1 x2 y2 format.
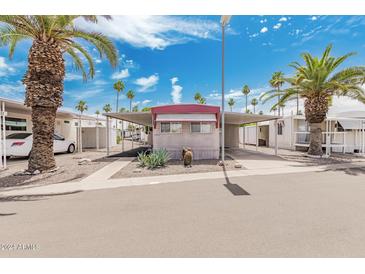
0 101 3 169
1 102 7 169
242 125 245 149
106 116 110 156
256 122 258 151
362 120 365 155
325 120 330 156
96 118 99 151
121 120 125 152
274 119 278 156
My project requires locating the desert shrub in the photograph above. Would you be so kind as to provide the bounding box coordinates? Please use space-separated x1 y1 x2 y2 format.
137 149 170 169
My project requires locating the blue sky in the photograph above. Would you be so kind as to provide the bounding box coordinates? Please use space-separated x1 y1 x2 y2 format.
1 15 365 115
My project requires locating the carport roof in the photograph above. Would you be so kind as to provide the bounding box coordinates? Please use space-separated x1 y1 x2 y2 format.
104 110 279 126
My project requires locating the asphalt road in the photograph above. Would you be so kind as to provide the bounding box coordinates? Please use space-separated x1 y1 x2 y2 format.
1 168 365 257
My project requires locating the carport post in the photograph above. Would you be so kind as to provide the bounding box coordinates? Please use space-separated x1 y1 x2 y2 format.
256 122 258 151
242 125 245 149
274 119 278 156
121 120 125 152
106 116 110 156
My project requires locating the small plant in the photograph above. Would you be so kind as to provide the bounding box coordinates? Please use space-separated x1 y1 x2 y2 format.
137 149 170 169
116 135 121 144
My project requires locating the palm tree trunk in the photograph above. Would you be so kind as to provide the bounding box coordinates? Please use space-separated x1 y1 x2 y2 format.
28 106 57 171
116 92 119 129
305 96 328 156
245 95 248 113
296 91 299 115
23 39 65 172
277 87 281 116
308 123 323 156
130 100 132 112
253 106 256 114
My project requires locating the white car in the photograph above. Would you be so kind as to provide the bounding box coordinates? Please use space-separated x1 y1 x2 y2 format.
5 132 75 159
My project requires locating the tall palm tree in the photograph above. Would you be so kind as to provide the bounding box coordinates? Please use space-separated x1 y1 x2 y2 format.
0 16 117 172
251 98 258 114
261 72 285 116
262 44 365 155
75 100 88 153
103 104 112 113
126 90 135 111
242 85 250 113
113 80 125 116
227 98 235 111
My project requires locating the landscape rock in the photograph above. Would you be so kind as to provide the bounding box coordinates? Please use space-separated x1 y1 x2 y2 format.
234 162 242 168
78 158 92 165
133 168 142 173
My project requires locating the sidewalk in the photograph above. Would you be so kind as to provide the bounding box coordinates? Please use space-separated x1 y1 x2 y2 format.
1 155 364 197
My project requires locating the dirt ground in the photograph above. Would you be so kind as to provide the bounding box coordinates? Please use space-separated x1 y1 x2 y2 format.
111 158 241 178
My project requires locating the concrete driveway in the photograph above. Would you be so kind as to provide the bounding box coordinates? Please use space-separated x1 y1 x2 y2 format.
1 168 365 257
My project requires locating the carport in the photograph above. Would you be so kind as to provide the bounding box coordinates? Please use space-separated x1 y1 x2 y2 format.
103 106 280 157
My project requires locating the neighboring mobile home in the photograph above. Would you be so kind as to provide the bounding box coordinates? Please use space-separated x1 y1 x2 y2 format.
0 97 117 149
242 112 365 155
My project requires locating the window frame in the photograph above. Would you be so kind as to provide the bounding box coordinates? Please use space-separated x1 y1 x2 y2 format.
190 122 212 134
4 117 27 131
160 122 182 134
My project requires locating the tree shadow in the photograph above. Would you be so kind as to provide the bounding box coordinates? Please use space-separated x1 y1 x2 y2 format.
222 165 250 196
318 165 365 176
0 190 83 203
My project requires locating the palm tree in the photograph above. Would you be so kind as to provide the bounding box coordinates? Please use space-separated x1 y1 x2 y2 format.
103 104 112 113
75 100 88 153
227 98 235 111
242 85 250 113
113 80 125 116
263 44 365 155
194 92 206 104
251 98 258 114
261 72 285 116
0 16 117 172
141 107 151 112
126 90 135 111
119 107 127 112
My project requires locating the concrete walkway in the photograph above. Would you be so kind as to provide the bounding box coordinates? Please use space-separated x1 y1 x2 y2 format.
1 154 365 197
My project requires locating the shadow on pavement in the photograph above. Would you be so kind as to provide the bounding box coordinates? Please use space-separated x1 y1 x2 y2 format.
318 165 365 176
109 146 151 158
0 213 16 217
222 165 250 196
0 190 83 203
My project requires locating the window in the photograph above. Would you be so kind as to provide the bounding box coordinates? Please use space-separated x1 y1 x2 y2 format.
64 120 70 124
277 123 283 135
7 133 32 139
5 117 27 131
160 122 182 133
53 134 65 141
191 122 212 133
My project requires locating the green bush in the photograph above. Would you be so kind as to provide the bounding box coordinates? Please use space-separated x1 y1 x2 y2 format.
116 135 122 144
137 149 170 169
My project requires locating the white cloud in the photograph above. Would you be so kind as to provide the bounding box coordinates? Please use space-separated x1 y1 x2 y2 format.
260 18 267 24
95 59 102 63
65 73 83 81
134 74 159 92
310 16 318 21
170 77 182 104
249 33 259 38
279 17 288 22
0 57 15 77
142 99 152 105
76 16 223 50
260 27 268 33
273 23 282 30
328 96 365 115
65 88 103 100
111 69 130 80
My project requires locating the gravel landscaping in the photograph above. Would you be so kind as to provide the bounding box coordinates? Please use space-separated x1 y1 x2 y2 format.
0 151 118 190
110 157 240 179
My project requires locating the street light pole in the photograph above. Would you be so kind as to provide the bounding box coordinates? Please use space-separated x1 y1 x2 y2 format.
220 15 231 165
